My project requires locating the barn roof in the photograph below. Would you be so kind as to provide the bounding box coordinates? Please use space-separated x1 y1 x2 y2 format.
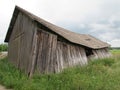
5 6 110 49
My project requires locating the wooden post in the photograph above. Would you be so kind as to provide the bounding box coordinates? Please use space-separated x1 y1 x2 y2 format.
29 30 37 78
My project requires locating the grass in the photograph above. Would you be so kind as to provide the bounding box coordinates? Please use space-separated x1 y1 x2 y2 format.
0 50 120 90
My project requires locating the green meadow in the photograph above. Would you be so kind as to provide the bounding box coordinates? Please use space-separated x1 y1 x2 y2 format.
0 50 120 90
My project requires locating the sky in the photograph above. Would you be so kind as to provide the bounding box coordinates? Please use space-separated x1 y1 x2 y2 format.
0 0 120 47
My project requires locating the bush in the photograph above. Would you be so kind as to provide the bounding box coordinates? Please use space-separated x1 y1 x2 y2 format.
0 44 8 52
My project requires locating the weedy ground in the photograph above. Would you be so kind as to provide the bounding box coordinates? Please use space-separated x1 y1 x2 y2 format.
0 50 120 90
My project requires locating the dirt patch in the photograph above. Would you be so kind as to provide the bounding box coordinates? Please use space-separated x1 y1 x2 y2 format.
0 85 6 90
0 85 12 90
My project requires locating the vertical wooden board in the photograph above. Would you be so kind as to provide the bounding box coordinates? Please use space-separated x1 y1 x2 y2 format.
56 42 64 72
100 49 105 58
95 50 100 58
56 41 88 72
68 45 74 66
28 29 38 77
74 47 80 65
17 34 21 68
36 30 57 74
18 34 25 70
77 47 84 65
45 34 52 72
62 43 69 67
52 36 58 72
67 45 73 67
95 50 99 58
8 39 19 67
56 46 62 72
101 49 106 58
41 32 49 73
92 48 111 60
47 34 57 73
36 31 44 73
99 49 104 58
40 33 49 73
103 49 109 57
80 48 86 64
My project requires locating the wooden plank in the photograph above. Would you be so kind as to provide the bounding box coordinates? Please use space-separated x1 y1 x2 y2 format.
29 30 37 77
56 41 88 72
36 30 57 74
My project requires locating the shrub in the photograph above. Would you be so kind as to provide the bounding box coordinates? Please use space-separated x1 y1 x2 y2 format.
0 44 8 52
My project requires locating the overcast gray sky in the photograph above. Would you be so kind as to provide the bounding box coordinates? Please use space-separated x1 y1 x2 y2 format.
0 0 120 47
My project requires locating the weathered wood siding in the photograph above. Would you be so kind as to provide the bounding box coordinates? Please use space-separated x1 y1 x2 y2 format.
35 30 57 74
56 41 88 72
35 29 88 73
8 12 37 74
92 48 111 59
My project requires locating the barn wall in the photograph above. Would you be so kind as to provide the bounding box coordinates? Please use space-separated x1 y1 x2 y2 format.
35 28 88 74
34 29 57 74
8 12 37 74
85 48 111 60
92 48 111 59
55 41 88 72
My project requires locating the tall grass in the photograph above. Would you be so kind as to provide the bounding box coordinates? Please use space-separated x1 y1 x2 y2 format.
0 50 120 90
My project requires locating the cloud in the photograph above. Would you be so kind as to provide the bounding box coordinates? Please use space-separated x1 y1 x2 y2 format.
87 21 120 43
109 39 120 47
0 0 120 47
34 0 101 23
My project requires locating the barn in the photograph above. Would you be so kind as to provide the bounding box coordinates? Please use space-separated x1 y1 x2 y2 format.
5 6 111 76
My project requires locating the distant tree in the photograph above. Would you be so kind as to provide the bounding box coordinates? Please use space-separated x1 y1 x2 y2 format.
0 44 8 51
111 47 120 50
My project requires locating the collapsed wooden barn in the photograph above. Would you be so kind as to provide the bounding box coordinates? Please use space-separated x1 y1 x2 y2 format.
5 6 111 76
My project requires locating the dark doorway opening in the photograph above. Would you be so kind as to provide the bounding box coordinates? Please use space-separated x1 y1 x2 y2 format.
85 48 94 60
